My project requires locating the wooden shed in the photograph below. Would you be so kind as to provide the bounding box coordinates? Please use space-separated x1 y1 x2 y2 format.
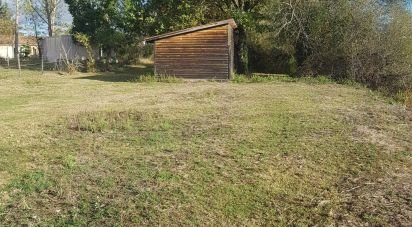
145 19 237 80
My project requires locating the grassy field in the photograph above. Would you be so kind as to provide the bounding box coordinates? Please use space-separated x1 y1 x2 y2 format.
0 68 411 226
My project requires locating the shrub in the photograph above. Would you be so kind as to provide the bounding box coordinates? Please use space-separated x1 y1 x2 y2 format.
67 62 78 75
265 0 412 100
74 33 96 73
20 45 31 58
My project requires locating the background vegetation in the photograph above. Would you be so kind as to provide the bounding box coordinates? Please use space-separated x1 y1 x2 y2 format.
1 0 411 101
62 0 412 102
0 0 13 37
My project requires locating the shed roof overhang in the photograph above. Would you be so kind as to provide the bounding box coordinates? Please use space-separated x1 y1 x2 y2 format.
144 19 237 43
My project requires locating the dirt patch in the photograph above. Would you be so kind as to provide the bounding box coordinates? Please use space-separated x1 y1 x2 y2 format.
354 125 401 152
337 169 412 226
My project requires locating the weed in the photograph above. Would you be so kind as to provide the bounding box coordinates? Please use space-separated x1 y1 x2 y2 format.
395 89 412 108
67 63 78 75
231 74 249 83
405 90 412 108
158 75 183 83
157 170 176 181
62 154 76 170
8 171 53 194
24 78 43 86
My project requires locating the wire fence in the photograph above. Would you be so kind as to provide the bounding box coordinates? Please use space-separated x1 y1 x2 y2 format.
0 56 70 72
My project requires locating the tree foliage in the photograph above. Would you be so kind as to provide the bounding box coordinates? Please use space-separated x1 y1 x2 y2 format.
65 0 129 66
264 0 412 93
202 0 268 74
0 0 13 42
0 0 10 18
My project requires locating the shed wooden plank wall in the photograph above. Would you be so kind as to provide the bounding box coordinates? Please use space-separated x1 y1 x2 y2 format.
154 25 230 79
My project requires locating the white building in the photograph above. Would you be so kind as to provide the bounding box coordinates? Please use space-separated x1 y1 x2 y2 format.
0 35 39 59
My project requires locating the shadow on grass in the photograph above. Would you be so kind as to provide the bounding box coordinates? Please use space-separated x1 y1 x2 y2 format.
76 64 154 83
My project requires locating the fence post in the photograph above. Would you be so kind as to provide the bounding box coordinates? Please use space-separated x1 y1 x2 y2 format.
15 0 21 76
6 48 9 68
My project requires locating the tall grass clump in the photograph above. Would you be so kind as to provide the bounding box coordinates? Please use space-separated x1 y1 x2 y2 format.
395 89 412 108
232 73 292 83
134 74 183 83
68 110 145 133
406 90 412 108
232 73 335 84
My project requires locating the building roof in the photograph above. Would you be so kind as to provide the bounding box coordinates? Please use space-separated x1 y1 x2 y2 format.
145 19 237 43
0 35 38 46
0 35 13 45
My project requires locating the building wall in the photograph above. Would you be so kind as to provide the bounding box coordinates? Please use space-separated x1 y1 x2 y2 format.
0 45 41 59
0 46 14 59
154 25 230 79
30 45 39 56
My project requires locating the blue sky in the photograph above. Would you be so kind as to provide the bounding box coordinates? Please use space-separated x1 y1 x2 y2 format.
4 0 73 24
4 0 73 35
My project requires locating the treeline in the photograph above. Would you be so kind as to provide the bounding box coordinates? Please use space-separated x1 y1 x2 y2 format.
0 0 13 36
68 0 412 98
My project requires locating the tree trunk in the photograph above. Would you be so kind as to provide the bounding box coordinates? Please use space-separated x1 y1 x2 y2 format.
45 0 55 37
105 48 112 71
47 13 54 36
235 25 249 74
33 17 42 57
14 24 19 58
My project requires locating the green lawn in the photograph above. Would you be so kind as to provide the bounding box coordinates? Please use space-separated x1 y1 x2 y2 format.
0 68 411 226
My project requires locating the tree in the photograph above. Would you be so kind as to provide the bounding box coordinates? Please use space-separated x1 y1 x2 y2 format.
23 0 46 56
0 0 10 18
263 0 412 93
28 0 62 36
0 0 13 56
144 0 206 35
202 0 267 74
65 0 132 69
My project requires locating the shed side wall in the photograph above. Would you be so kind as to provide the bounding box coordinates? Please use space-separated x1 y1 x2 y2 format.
154 25 229 79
